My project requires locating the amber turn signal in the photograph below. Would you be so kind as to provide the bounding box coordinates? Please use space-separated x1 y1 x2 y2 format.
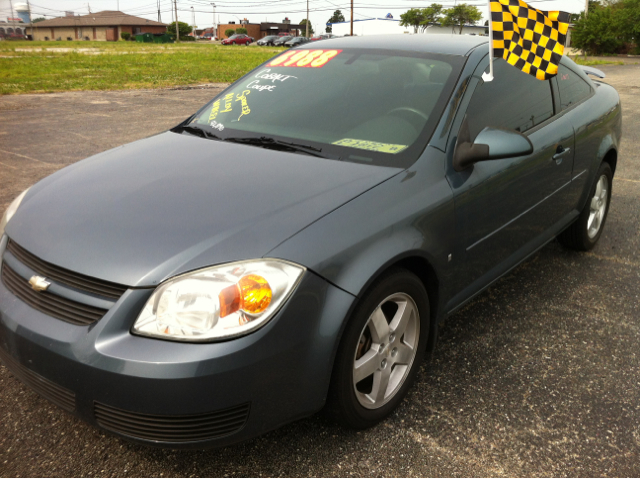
218 274 273 318
238 274 272 314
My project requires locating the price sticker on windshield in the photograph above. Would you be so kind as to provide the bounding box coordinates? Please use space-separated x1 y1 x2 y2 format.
333 138 408 154
268 49 342 68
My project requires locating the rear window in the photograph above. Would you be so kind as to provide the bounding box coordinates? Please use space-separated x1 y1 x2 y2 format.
189 48 464 167
557 64 592 110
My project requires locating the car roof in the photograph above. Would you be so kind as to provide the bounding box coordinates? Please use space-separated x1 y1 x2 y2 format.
309 34 488 56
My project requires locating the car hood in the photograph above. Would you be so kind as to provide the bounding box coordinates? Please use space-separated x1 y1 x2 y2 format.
7 131 400 288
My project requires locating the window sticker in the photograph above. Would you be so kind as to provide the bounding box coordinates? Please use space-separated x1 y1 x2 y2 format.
268 49 342 68
333 138 408 154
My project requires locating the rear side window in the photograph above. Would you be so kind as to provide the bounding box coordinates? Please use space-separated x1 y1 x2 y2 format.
465 59 554 141
557 64 592 110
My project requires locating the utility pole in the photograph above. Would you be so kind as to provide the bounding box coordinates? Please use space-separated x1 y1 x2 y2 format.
9 0 15 23
350 0 353 36
157 0 161 22
583 0 589 59
211 3 216 39
306 0 309 37
191 5 195 37
174 0 180 42
116 0 119 11
26 0 33 37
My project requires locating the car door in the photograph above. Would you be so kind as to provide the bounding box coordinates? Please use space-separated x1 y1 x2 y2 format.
445 57 575 304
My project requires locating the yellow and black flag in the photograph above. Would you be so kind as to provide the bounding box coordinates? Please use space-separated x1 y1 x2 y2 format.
489 0 571 80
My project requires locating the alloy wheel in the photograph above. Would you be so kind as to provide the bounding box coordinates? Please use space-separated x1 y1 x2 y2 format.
352 293 420 409
588 174 609 239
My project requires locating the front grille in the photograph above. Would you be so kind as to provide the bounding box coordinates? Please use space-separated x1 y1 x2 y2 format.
0 346 75 412
94 402 250 443
1 264 108 326
6 240 127 300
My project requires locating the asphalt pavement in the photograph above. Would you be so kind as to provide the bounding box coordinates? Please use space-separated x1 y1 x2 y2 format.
0 65 639 477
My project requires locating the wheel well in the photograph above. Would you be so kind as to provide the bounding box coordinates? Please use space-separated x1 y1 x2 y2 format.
367 256 441 354
603 149 617 176
394 256 439 326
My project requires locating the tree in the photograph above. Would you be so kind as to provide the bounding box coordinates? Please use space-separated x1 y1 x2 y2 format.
299 19 314 37
400 8 426 33
225 28 236 38
400 5 444 33
32 17 46 23
613 0 640 53
235 27 248 34
441 4 482 34
326 9 346 32
167 21 193 39
420 4 444 31
571 0 640 55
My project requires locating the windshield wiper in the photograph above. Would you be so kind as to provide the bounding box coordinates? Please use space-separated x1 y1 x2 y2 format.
176 124 223 141
224 136 329 158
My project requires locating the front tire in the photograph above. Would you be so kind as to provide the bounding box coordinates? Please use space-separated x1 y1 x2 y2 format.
327 269 429 429
558 162 612 251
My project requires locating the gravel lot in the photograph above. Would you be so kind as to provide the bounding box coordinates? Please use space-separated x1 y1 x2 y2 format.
0 65 639 477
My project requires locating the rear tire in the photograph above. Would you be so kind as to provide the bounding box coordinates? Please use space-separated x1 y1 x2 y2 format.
558 162 612 251
326 269 429 429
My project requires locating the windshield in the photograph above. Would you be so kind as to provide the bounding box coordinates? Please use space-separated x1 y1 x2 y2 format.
188 48 464 167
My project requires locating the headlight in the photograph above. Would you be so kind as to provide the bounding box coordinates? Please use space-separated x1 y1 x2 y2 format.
132 259 305 342
0 188 30 239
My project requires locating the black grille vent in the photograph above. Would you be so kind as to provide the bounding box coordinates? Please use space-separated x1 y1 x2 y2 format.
1 264 108 326
94 402 250 443
6 240 127 300
0 346 75 412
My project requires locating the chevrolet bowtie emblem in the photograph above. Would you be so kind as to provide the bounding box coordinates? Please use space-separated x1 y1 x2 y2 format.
29 275 51 292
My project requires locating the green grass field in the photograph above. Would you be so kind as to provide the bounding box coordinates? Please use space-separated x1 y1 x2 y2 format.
0 41 281 94
571 57 625 67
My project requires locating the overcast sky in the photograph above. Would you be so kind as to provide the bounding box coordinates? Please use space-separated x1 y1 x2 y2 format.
1 0 587 32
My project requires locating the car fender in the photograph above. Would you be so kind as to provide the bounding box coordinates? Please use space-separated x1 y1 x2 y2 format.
268 146 455 327
573 83 622 212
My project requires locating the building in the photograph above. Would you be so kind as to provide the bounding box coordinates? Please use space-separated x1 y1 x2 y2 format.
216 18 304 40
328 18 486 36
28 11 166 41
0 19 29 39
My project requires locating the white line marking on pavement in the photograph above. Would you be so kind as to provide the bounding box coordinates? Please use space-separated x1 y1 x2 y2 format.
0 149 49 164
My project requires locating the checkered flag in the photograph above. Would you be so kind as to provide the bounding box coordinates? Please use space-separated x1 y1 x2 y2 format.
489 0 571 80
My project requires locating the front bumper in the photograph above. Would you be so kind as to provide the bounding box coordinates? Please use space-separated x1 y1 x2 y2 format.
0 238 355 448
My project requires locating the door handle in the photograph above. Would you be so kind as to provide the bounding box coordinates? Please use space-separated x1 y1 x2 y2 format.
552 146 571 165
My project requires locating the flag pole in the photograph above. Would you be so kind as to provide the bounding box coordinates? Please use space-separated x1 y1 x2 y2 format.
482 0 494 82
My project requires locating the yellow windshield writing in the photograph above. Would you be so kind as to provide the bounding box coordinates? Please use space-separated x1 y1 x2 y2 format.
208 100 221 121
220 93 234 113
235 90 251 121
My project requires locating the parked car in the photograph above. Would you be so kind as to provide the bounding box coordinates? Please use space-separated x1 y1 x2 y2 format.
221 33 252 45
257 35 279 46
273 35 293 46
284 36 310 47
311 33 336 41
0 35 621 449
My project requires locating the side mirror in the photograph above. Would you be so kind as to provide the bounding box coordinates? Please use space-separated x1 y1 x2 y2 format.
453 116 534 172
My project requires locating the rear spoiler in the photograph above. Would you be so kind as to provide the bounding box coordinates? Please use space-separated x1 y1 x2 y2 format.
580 66 606 78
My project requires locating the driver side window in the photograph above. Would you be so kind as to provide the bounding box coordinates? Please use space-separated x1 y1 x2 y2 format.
466 59 554 141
